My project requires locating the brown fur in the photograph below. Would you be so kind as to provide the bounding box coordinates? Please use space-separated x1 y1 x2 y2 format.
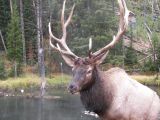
72 66 160 120
80 66 114 116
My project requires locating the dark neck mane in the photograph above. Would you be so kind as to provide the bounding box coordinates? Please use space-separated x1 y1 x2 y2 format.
80 66 114 116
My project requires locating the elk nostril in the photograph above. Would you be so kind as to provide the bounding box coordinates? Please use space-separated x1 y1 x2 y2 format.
69 85 74 89
68 84 78 92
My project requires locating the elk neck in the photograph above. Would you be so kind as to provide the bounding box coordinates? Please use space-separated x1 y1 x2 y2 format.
80 66 114 116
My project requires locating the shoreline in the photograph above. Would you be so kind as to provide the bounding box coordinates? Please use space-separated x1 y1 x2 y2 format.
0 74 159 96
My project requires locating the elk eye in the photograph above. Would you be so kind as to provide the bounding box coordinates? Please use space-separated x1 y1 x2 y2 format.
87 70 92 74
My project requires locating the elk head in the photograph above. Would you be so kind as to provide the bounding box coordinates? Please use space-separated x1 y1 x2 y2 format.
49 0 133 94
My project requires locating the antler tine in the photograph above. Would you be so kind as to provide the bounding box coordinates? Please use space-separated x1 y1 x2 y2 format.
89 38 92 51
49 0 78 60
49 36 77 57
61 0 66 36
92 0 132 57
60 0 76 53
48 22 61 43
118 0 125 30
65 4 75 28
49 22 69 51
61 1 75 42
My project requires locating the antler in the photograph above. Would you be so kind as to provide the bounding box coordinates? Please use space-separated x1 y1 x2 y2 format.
48 0 78 59
49 0 134 66
92 0 134 59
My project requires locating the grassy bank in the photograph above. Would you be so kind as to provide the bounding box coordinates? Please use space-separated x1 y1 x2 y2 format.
0 74 160 92
0 74 71 91
131 75 160 86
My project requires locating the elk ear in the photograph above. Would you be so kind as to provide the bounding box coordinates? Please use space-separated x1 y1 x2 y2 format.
61 54 75 67
93 51 109 65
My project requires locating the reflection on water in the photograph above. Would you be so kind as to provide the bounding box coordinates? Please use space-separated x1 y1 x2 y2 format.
0 89 99 120
0 87 160 120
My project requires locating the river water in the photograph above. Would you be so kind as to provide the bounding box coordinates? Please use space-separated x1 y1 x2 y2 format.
0 88 99 120
0 87 159 120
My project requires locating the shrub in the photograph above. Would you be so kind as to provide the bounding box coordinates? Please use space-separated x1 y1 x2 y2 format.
0 59 7 80
9 63 23 77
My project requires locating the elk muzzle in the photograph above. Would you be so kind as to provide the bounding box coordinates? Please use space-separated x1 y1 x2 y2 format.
68 83 80 94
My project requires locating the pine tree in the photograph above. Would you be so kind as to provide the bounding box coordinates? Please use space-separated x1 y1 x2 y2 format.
23 0 37 64
0 0 11 50
124 47 137 67
0 58 7 80
6 2 23 63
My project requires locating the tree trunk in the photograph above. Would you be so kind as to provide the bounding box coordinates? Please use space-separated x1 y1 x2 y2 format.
39 48 46 97
87 0 91 11
14 61 17 78
111 0 115 13
0 30 7 54
36 0 46 97
20 0 26 66
36 0 41 67
9 0 13 15
48 0 52 78
39 0 43 48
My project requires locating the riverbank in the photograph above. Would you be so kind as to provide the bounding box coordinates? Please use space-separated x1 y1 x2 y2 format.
0 74 71 95
0 74 159 94
131 75 160 86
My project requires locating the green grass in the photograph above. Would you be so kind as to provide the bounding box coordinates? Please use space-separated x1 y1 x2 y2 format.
131 75 160 86
0 73 160 91
0 74 39 90
0 73 71 91
47 74 71 86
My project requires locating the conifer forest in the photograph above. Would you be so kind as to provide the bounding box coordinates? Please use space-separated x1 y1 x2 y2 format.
0 0 160 79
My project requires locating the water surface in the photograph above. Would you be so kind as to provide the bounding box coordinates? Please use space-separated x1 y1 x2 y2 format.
0 88 99 120
0 86 160 120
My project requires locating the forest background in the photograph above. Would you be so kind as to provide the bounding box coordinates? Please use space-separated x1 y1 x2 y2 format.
0 0 160 81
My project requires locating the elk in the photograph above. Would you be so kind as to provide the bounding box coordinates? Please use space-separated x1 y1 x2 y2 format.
48 0 160 120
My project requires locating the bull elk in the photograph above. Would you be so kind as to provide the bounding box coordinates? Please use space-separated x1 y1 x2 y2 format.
48 0 160 119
